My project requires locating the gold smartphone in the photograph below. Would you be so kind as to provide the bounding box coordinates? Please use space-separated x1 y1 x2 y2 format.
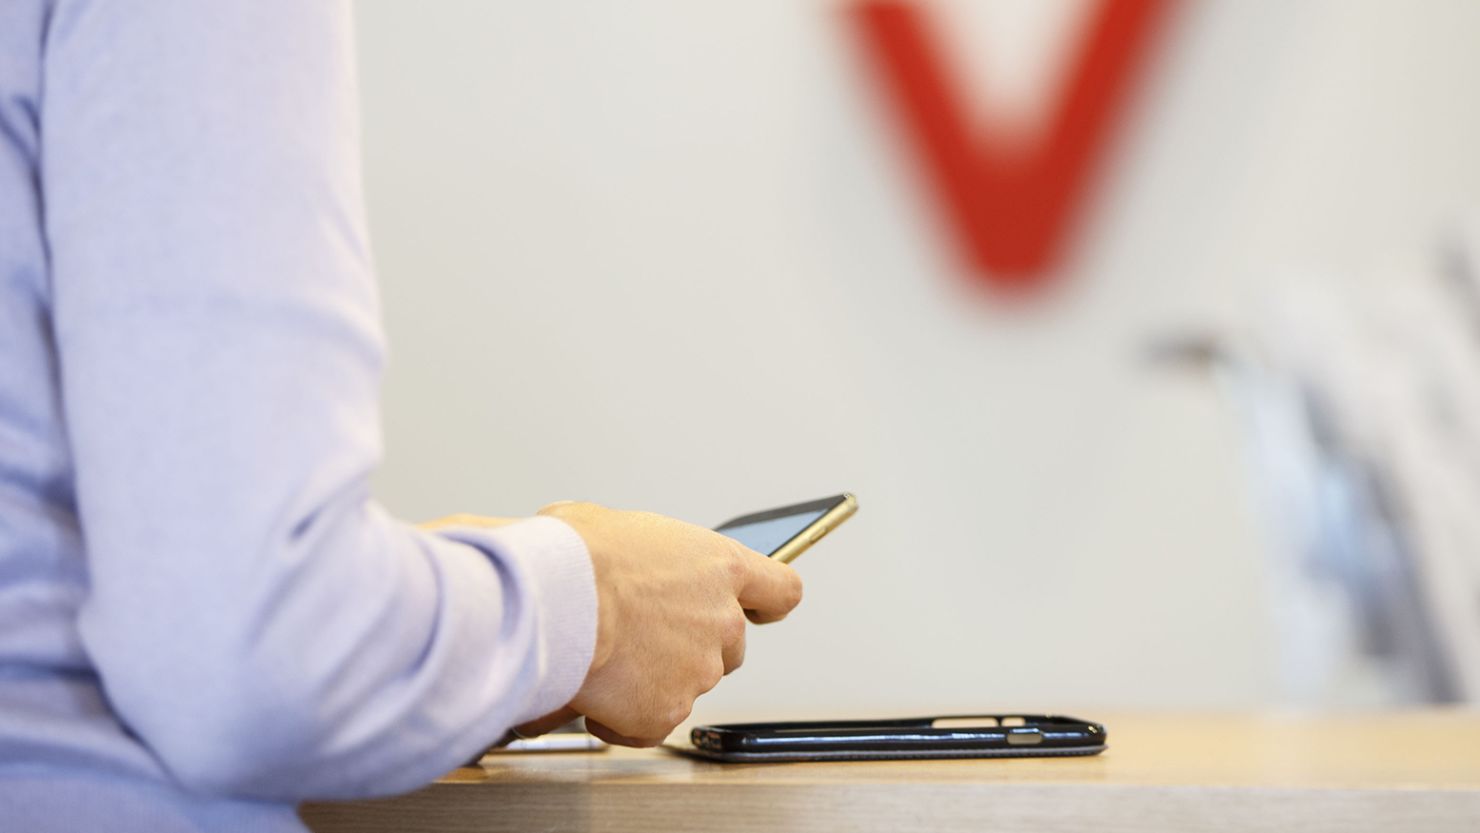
714 494 857 564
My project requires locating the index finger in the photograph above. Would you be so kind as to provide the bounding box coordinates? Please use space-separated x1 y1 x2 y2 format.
731 545 804 623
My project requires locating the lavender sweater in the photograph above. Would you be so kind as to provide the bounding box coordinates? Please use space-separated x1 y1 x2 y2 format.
0 2 597 830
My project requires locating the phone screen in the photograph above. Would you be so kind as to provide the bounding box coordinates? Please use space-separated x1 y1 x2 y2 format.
716 508 829 557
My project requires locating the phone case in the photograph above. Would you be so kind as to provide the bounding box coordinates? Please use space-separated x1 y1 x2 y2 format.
683 715 1106 763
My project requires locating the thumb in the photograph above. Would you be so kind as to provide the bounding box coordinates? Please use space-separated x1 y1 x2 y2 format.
735 549 804 624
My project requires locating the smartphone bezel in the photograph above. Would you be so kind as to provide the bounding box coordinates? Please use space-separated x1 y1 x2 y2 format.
715 493 857 564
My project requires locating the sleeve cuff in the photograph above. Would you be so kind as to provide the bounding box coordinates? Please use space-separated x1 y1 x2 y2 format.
435 516 598 725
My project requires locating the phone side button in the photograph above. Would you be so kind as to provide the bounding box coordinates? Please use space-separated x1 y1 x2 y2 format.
1006 729 1043 746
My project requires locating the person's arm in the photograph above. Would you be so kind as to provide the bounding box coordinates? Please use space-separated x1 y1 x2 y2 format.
43 0 595 800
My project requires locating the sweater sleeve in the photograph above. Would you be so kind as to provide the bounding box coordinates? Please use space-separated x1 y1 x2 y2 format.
41 0 596 801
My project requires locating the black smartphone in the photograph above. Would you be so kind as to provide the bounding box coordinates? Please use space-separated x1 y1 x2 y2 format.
714 494 857 564
686 715 1107 762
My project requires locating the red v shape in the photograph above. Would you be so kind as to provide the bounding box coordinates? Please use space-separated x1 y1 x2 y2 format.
851 0 1174 290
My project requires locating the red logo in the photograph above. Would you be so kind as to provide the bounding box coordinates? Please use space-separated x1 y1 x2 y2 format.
850 0 1175 291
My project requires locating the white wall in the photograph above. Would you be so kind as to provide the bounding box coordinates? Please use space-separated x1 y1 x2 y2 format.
354 0 1480 716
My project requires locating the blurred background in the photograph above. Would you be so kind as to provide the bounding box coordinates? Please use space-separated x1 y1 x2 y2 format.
354 0 1480 716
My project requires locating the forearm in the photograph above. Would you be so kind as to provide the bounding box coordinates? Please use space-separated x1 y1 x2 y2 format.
43 0 595 800
81 504 594 799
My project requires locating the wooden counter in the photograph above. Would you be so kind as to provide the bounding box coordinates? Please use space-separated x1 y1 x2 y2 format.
301 711 1480 832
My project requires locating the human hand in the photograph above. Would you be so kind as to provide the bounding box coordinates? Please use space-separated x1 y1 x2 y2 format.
537 501 803 747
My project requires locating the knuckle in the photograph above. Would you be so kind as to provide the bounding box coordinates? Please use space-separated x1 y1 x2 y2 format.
702 659 726 691
665 699 694 731
721 610 747 644
723 551 749 584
